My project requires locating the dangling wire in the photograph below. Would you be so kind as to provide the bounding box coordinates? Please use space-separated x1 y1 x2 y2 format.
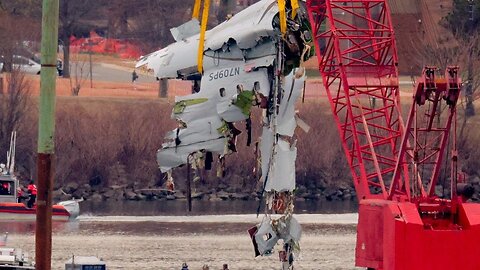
442 126 451 199
419 101 431 194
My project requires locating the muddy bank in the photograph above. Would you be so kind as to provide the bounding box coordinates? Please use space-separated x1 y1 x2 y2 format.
78 221 357 236
7 231 358 270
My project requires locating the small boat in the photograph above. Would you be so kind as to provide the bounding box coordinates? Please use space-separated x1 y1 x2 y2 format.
0 246 35 269
0 132 79 221
0 233 34 269
65 255 106 270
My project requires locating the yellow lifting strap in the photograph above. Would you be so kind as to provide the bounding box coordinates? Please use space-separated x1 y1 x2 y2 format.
192 0 202 19
278 0 287 36
197 0 210 74
291 0 300 19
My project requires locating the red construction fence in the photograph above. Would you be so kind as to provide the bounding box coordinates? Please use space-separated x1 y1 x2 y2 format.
70 31 143 59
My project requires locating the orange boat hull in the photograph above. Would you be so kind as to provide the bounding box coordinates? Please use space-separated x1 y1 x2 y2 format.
0 202 70 221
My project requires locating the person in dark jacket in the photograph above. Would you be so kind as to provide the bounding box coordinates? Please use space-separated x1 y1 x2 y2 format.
132 70 139 82
27 180 37 208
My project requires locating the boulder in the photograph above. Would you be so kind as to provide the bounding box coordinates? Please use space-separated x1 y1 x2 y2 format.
217 183 228 190
166 194 176 200
64 182 79 194
175 192 186 199
113 189 125 201
471 176 480 185
295 185 307 196
110 185 124 190
209 194 222 201
217 191 231 200
72 188 87 199
139 189 154 197
90 193 103 201
191 192 205 199
225 186 238 193
303 192 317 200
231 193 250 200
59 193 72 201
125 190 138 200
136 193 147 201
52 189 65 201
342 193 352 200
103 189 115 199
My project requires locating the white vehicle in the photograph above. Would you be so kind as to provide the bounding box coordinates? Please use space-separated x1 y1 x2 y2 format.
0 55 41 75
12 55 41 75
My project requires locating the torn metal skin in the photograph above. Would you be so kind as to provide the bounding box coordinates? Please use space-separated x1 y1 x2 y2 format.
137 1 312 269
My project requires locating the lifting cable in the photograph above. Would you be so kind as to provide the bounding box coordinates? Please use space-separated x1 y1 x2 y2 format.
194 0 210 74
194 0 300 73
278 0 287 36
192 0 202 20
291 0 300 19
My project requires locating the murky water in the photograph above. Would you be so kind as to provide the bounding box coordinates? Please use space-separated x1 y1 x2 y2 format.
0 201 361 270
79 199 358 216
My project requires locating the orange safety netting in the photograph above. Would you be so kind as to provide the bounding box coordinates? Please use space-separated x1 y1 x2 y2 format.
70 31 143 59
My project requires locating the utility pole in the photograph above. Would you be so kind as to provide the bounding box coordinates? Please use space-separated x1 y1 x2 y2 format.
36 1 59 270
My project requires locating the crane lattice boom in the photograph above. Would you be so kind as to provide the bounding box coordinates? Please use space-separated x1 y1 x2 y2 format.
306 0 480 269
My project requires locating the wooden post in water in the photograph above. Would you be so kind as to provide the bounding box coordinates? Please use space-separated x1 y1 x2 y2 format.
0 75 3 95
36 1 59 270
186 155 192 212
159 78 168 98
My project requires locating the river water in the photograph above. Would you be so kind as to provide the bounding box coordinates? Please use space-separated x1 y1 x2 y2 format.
0 200 361 270
79 199 358 216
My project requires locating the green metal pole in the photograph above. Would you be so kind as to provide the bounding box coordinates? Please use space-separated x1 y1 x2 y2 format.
36 1 59 270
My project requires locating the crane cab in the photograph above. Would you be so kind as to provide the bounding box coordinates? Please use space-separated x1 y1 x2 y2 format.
0 174 18 203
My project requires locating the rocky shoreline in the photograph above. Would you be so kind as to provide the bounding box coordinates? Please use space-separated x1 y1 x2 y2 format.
51 182 357 202
49 176 480 203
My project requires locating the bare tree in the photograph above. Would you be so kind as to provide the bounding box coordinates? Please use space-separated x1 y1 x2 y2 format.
59 0 103 79
68 53 89 96
0 70 32 161
129 0 192 50
0 10 40 72
410 32 480 143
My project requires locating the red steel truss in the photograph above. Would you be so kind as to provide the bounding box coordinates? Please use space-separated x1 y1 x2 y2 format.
306 0 480 269
306 0 407 200
390 66 461 200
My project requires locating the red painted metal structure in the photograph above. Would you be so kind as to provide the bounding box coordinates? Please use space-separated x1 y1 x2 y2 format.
305 0 480 269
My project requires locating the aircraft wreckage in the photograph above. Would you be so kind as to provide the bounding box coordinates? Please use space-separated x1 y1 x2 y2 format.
136 0 312 268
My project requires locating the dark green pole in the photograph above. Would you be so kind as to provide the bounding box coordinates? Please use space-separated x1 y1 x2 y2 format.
36 0 59 270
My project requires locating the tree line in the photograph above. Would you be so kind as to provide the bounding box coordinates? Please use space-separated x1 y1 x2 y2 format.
0 0 254 77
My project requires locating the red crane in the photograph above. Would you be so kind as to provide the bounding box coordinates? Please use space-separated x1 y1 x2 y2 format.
305 0 480 269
